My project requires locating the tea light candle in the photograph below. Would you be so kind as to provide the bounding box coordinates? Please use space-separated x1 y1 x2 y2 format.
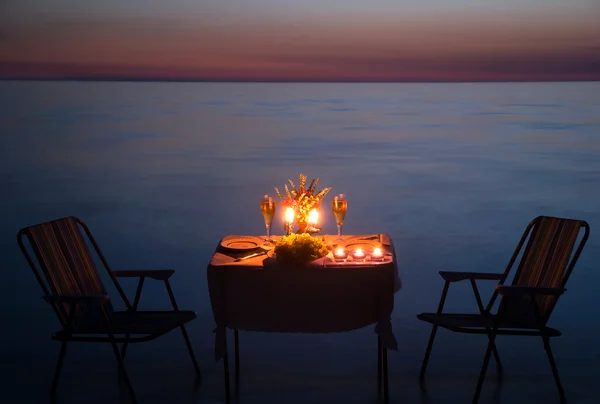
308 209 319 225
285 207 295 224
284 207 295 235
352 248 365 260
334 247 347 260
371 247 384 260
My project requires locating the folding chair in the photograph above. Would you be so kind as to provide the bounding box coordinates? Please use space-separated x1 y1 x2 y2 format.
417 216 589 403
18 216 201 403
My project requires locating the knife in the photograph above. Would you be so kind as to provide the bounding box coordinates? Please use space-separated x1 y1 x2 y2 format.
234 250 269 262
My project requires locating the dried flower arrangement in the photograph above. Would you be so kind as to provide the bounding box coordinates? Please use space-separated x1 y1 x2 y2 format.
274 173 331 232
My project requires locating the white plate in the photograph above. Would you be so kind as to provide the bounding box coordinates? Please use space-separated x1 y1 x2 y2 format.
221 236 263 251
343 240 380 251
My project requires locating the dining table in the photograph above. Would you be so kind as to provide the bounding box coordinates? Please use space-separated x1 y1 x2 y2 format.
207 233 402 403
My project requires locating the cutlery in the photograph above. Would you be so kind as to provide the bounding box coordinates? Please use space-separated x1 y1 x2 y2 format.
234 250 269 262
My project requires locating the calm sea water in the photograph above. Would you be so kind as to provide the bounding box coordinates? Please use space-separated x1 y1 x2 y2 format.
1 81 599 403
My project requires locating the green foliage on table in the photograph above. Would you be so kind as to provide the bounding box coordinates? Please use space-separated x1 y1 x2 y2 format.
274 233 329 265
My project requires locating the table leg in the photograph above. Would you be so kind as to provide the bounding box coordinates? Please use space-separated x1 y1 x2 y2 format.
377 336 382 396
234 329 240 398
382 345 389 404
223 329 231 404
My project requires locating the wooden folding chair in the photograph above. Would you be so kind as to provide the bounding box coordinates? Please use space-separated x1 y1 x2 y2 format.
417 216 590 403
18 216 201 403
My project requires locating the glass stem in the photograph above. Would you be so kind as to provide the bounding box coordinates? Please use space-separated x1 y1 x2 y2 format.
337 224 342 239
266 223 271 239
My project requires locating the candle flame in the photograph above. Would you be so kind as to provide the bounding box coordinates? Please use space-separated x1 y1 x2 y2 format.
335 248 345 256
355 248 364 256
373 247 383 256
308 209 319 224
285 207 295 223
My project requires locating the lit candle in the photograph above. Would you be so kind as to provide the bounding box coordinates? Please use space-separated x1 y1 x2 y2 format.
353 248 365 260
308 209 319 225
334 247 347 260
285 207 295 224
284 207 295 235
371 247 384 260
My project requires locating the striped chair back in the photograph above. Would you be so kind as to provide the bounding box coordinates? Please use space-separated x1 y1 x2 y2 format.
19 217 114 326
499 216 588 325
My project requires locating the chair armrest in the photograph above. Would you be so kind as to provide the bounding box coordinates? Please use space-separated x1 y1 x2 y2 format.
43 294 109 305
112 269 175 280
496 285 566 297
439 271 504 282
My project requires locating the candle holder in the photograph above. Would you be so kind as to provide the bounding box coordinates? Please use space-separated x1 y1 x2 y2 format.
284 221 294 236
304 208 322 234
333 247 348 261
284 207 295 236
370 247 385 261
304 224 322 234
352 248 366 261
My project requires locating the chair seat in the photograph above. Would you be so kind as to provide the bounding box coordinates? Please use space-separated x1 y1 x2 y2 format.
417 312 561 337
73 310 198 335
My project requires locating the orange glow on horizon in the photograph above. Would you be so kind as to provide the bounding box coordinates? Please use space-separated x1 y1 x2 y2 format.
1 8 599 81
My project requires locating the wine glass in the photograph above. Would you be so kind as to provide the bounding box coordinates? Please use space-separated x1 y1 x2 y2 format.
260 195 276 243
331 194 347 239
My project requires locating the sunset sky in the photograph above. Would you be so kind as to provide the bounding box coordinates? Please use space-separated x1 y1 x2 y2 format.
1 1 599 81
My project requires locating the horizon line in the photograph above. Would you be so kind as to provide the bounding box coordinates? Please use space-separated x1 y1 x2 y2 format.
2 77 600 84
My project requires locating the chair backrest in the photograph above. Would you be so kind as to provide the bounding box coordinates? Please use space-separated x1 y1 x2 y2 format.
497 216 589 326
17 216 117 327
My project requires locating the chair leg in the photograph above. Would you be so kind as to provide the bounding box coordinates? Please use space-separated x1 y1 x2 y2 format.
121 276 145 360
420 325 438 385
543 337 566 401
118 335 132 385
491 341 503 375
163 279 201 378
473 339 495 404
234 330 240 398
179 324 202 378
121 336 131 359
108 337 138 404
50 341 68 402
377 336 382 396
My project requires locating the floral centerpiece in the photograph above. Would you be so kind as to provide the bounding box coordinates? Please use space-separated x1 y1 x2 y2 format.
273 233 329 266
275 173 332 234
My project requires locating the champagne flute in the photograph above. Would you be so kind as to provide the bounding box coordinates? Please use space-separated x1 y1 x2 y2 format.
331 194 347 239
260 195 276 243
